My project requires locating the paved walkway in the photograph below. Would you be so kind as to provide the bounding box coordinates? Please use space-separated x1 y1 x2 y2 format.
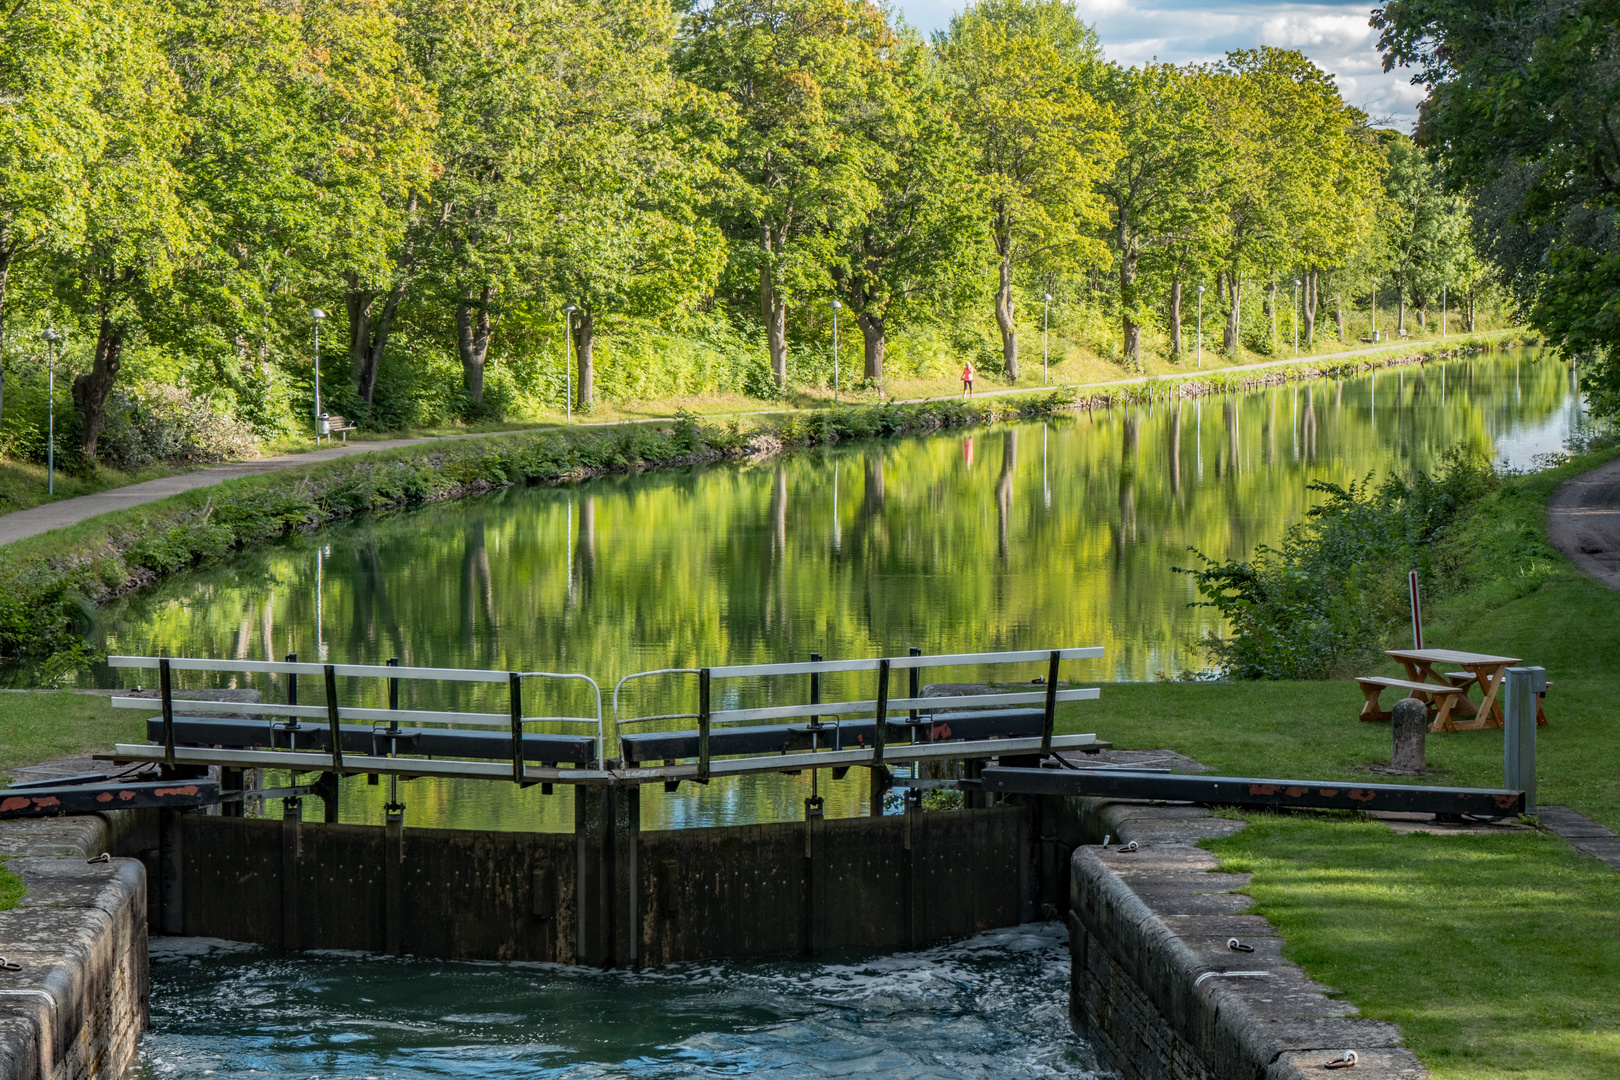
1547 453 1620 591
1538 806 1620 872
0 334 1501 548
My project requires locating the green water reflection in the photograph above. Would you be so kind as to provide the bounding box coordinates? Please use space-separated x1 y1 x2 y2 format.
97 350 1580 830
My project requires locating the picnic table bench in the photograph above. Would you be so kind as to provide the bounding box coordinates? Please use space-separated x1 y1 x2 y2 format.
1358 648 1550 732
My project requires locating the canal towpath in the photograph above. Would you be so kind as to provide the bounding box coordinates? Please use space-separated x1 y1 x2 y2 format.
0 334 1510 547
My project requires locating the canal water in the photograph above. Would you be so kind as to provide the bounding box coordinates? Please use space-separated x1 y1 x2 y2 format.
135 924 1094 1079
96 349 1581 830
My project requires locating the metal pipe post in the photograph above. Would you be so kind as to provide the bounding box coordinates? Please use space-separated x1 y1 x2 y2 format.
159 658 175 765
1503 666 1543 812
1040 650 1060 756
323 664 344 773
872 658 890 766
510 672 527 785
908 646 921 724
696 668 711 783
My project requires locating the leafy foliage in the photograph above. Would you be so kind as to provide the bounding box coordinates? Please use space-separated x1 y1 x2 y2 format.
1178 450 1496 679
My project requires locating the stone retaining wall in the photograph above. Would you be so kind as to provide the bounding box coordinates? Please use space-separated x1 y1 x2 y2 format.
1066 799 1425 1080
0 816 147 1080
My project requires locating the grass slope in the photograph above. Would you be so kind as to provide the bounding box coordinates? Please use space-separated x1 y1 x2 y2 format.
1206 815 1620 1080
0 691 140 782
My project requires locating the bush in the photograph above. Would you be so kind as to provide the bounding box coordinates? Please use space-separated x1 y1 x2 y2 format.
98 382 259 470
1178 449 1497 680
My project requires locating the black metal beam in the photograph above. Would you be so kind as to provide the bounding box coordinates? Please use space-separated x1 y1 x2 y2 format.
979 767 1525 817
0 779 221 819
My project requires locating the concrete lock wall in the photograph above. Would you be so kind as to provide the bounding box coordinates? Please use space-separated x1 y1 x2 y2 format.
156 792 1051 965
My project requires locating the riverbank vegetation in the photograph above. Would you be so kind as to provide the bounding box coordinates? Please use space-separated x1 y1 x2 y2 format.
0 0 1506 486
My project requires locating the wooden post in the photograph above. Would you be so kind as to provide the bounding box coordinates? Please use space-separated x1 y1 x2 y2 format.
696 669 711 783
510 672 527 786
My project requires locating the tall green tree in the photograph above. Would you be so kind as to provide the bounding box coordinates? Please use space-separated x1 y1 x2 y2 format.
678 0 890 393
828 26 976 387
937 0 1114 381
1096 62 1213 367
0 0 103 425
58 0 192 459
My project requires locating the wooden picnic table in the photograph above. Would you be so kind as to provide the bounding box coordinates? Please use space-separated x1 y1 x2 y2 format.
1385 648 1524 732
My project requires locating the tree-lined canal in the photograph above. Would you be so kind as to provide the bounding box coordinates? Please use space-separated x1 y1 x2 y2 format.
99 349 1579 829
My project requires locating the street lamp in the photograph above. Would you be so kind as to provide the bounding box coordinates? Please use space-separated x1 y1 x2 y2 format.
1196 285 1205 369
41 329 60 495
1293 279 1301 355
1371 280 1378 342
309 309 326 427
1042 293 1052 384
830 299 841 401
563 304 577 421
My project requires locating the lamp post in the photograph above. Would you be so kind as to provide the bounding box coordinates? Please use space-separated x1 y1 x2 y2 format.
830 299 841 400
1293 279 1301 355
309 309 325 427
1196 285 1205 369
563 304 577 421
1371 280 1378 342
41 329 60 495
1042 292 1052 384
1441 283 1446 339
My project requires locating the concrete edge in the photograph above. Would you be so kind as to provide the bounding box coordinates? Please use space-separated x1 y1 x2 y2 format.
1068 799 1427 1080
0 813 148 1080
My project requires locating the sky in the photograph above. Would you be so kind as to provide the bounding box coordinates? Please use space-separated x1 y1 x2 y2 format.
897 0 1428 131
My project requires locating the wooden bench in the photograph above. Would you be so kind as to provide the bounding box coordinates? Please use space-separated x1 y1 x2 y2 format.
319 413 357 444
1444 671 1550 726
1356 676 1466 723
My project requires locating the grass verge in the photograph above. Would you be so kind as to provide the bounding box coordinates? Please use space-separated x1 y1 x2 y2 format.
0 861 22 911
1204 814 1620 1080
0 692 140 782
0 458 183 516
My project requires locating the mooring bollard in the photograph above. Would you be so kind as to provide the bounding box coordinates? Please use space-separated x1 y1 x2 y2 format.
1504 666 1544 812
1391 697 1427 772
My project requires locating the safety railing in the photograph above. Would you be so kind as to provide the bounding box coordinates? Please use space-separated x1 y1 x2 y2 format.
107 655 604 780
614 647 1104 781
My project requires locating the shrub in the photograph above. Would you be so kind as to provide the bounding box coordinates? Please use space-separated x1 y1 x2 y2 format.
98 382 259 470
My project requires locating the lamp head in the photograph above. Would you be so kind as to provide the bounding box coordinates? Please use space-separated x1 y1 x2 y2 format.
1043 293 1052 302
830 300 841 310
41 328 61 342
564 304 578 313
1197 285 1205 294
1294 279 1301 287
310 308 326 322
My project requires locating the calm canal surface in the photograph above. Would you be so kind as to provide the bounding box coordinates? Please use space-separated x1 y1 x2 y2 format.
136 925 1093 1079
98 350 1579 830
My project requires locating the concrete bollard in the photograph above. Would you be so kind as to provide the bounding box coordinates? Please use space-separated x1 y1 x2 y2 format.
1391 696 1427 772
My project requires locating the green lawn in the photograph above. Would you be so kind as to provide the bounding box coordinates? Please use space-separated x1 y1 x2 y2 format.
0 457 182 515
0 691 141 784
1206 815 1620 1080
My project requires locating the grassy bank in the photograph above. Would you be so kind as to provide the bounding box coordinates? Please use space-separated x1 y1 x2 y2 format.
1206 815 1620 1080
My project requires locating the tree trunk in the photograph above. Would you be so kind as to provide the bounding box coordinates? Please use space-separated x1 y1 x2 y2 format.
1303 268 1318 345
859 310 884 386
1468 289 1476 331
576 305 595 411
760 227 787 392
72 317 123 460
345 275 407 408
1224 272 1242 354
1268 280 1278 349
1417 300 1427 329
1169 278 1183 357
1397 282 1406 334
0 239 13 428
995 253 1018 381
457 284 494 406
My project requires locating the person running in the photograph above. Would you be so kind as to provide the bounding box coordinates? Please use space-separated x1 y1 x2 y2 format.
961 360 975 399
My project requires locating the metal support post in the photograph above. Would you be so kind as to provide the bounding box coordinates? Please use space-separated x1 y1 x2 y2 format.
696 668 711 783
323 664 343 773
908 646 921 724
159 658 175 765
1504 666 1543 812
1040 650 1061 756
806 653 823 819
510 672 527 785
870 659 890 815
285 652 299 749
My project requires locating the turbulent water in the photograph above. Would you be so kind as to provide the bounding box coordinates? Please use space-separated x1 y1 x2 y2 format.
135 925 1095 1079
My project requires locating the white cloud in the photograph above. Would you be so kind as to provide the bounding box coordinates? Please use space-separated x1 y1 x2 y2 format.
894 0 1429 130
